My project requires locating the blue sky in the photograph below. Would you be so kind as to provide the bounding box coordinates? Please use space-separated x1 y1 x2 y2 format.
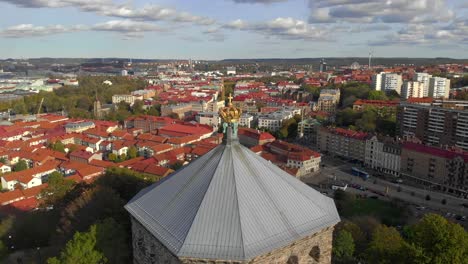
0 0 467 59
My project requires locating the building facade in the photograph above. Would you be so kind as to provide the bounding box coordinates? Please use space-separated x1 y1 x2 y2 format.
112 94 137 105
317 127 369 162
373 73 402 94
402 81 425 99
400 142 468 196
413 72 432 97
398 101 468 150
365 136 401 176
428 77 450 99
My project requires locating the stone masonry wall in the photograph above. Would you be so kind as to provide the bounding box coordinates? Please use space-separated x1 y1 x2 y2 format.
248 226 334 264
131 217 181 264
132 216 334 264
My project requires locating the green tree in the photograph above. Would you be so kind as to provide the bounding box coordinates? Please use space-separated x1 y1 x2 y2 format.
333 230 355 263
356 108 377 132
41 172 75 206
368 90 388 100
56 186 126 242
131 100 145 115
365 225 408 264
127 146 138 159
95 218 130 264
405 214 468 264
108 153 117 162
47 225 106 264
386 90 401 100
50 141 66 153
14 159 28 172
147 105 160 116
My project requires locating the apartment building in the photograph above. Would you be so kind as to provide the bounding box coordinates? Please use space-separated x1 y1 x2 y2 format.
413 72 432 97
428 77 451 99
112 94 141 105
161 104 192 119
258 111 293 132
398 100 468 150
317 127 370 162
373 73 402 94
317 89 340 113
365 136 401 176
195 112 221 130
401 81 425 99
400 142 468 196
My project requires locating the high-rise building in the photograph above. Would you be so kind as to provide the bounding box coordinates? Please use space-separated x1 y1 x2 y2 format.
428 77 451 99
398 100 468 150
319 58 327 72
372 73 402 94
413 72 432 97
401 81 425 99
382 73 402 94
372 73 383 91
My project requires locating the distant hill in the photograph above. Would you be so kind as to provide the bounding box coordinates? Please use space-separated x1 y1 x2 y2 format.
1 57 467 67
218 57 468 66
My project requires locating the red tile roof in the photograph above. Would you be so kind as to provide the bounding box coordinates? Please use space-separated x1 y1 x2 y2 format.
353 99 399 107
327 127 370 140
403 142 468 161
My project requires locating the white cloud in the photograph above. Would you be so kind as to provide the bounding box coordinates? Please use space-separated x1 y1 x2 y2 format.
0 20 167 38
225 17 329 41
92 20 164 33
308 0 455 24
0 24 86 38
369 20 468 46
0 0 215 26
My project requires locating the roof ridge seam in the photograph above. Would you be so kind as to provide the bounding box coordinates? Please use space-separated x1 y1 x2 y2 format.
231 143 246 260
176 145 226 255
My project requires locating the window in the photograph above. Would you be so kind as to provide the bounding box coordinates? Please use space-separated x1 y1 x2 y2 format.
309 246 321 262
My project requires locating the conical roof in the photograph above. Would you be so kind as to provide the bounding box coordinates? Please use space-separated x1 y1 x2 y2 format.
125 128 340 261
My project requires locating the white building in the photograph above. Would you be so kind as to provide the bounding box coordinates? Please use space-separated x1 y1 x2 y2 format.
196 112 221 130
402 81 425 99
239 113 254 128
112 94 140 105
226 67 236 75
286 155 321 176
413 73 432 97
372 73 383 91
373 73 402 94
428 77 451 99
258 111 293 132
365 136 401 176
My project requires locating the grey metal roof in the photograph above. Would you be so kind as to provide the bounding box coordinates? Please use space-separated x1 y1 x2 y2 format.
125 130 340 261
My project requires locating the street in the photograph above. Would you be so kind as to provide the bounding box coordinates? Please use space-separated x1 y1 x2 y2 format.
303 155 468 227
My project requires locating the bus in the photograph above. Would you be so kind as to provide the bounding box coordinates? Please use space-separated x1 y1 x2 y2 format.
351 167 370 180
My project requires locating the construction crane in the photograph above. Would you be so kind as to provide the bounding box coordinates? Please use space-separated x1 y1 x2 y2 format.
37 98 44 116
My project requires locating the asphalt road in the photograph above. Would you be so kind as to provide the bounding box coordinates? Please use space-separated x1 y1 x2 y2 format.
309 155 468 225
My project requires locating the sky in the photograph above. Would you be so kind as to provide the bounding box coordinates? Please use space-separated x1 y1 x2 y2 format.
0 0 467 60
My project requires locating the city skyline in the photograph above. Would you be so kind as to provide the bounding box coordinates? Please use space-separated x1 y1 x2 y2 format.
0 0 467 59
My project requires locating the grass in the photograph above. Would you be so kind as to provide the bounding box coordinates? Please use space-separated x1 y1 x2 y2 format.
335 190 410 226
